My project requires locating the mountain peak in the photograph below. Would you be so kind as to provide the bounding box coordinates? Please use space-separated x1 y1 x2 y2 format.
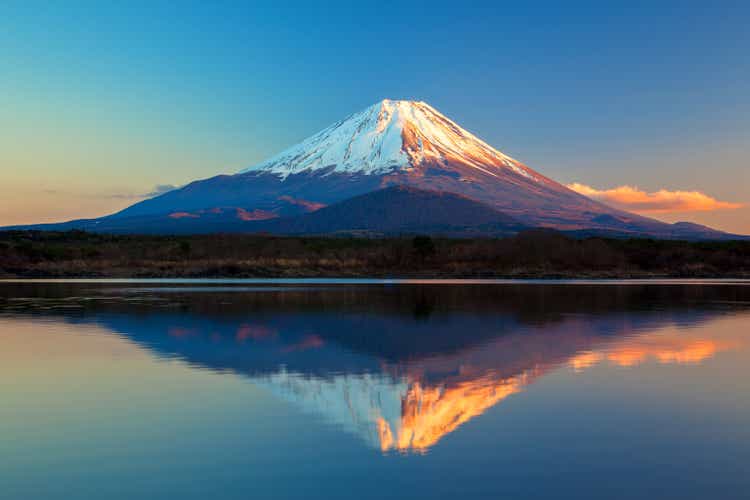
240 99 536 180
371 98 429 110
375 98 425 105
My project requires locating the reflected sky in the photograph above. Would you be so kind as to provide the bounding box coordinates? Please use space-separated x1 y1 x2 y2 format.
1 283 750 499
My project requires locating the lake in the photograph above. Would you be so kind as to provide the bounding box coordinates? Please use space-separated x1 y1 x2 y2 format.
1 280 749 499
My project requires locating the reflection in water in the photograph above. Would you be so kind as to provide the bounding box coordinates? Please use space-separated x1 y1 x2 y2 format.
256 329 743 453
1 283 748 454
569 334 738 370
380 373 529 452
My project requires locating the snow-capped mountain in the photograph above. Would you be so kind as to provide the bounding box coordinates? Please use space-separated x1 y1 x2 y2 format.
106 99 668 231
6 99 741 239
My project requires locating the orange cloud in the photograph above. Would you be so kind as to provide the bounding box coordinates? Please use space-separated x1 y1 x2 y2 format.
567 183 742 213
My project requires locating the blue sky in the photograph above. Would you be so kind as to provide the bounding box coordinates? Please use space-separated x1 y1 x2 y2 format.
2 1 749 231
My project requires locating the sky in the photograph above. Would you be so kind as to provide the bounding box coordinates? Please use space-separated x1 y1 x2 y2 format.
2 1 749 233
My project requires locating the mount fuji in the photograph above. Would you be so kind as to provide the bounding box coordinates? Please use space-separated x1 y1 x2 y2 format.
8 99 740 239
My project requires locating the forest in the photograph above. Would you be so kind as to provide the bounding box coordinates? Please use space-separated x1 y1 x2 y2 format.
1 229 749 278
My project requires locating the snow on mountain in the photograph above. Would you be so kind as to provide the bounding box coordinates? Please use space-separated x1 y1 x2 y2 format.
253 367 530 453
241 99 538 181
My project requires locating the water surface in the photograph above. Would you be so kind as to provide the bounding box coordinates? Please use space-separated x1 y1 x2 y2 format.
1 281 749 499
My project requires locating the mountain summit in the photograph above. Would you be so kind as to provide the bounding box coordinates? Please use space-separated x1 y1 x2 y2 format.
241 99 533 180
6 99 741 239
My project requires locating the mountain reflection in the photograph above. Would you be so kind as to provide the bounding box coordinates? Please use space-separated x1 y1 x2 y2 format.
2 283 748 453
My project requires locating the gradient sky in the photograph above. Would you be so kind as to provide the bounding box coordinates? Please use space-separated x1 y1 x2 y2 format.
2 1 749 232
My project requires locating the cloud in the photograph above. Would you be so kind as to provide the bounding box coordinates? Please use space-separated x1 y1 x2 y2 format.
106 184 178 200
567 183 743 213
144 184 178 197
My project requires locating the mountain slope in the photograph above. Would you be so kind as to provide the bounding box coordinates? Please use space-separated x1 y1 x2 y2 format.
10 187 522 236
256 186 525 236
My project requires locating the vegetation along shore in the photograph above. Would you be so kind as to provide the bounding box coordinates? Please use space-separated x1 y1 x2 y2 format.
1 229 749 279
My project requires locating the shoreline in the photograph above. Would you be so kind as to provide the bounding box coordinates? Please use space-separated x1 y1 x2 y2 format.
3 276 750 283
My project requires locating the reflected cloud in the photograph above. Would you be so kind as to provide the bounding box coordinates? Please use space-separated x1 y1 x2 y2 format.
282 334 325 352
569 351 605 372
570 334 739 370
168 327 196 338
236 324 277 343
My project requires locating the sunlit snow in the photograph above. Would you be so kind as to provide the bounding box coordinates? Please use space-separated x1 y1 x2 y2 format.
240 99 539 182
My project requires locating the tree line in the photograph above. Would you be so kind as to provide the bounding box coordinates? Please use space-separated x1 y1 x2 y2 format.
1 229 749 278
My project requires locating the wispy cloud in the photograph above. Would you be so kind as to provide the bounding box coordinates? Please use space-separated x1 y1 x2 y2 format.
144 184 178 197
568 183 743 213
106 184 178 200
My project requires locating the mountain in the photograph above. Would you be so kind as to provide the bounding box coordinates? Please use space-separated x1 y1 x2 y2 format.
5 99 744 239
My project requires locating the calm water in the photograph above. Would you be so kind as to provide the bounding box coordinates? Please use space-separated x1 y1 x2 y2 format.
1 281 749 499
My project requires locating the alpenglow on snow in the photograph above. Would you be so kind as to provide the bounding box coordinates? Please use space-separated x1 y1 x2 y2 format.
240 99 538 181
